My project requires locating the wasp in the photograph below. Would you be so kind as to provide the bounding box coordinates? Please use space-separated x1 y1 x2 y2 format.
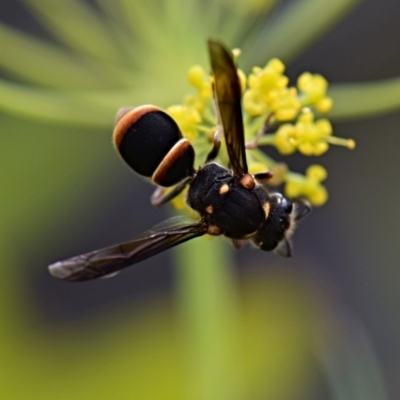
49 40 310 282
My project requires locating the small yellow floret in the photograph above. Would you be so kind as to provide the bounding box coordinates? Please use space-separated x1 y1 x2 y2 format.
188 65 206 88
243 90 268 116
185 65 212 112
298 72 333 113
167 105 201 141
285 165 328 206
274 124 297 155
267 87 301 121
243 58 290 117
307 164 327 181
268 58 285 75
316 96 333 113
347 139 356 150
232 48 241 58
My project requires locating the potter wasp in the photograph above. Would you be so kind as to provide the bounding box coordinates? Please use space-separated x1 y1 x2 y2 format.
49 40 309 281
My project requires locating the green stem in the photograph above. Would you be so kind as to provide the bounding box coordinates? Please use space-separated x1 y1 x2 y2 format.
256 134 276 146
318 317 389 400
251 148 278 169
328 78 400 120
22 0 126 64
242 0 362 66
174 236 244 400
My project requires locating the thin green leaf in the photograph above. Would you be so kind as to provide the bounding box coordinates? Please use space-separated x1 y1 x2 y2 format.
0 76 193 127
318 319 389 400
93 0 142 69
222 0 278 46
118 0 168 49
22 0 125 64
0 80 113 127
328 78 400 120
163 0 205 45
0 23 129 89
242 0 363 67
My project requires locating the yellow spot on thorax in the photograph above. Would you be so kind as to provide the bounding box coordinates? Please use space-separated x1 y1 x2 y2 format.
219 183 230 195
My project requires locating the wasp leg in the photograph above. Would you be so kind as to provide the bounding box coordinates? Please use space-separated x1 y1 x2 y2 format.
232 239 245 249
205 124 223 163
254 171 274 184
151 177 192 207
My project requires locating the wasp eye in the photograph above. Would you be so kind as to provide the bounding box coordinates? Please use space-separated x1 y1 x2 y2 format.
271 193 293 214
281 198 293 214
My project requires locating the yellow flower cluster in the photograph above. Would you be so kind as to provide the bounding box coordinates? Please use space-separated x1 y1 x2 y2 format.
185 65 212 112
285 165 328 206
243 59 301 120
166 105 201 142
166 66 213 142
164 48 354 208
297 72 333 113
274 108 355 156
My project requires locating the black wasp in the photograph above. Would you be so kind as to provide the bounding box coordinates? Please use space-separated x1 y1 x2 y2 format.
49 40 310 282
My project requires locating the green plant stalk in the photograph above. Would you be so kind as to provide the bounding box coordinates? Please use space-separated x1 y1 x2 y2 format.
22 0 125 64
328 78 400 120
0 23 121 89
242 0 363 67
318 317 389 400
174 236 244 400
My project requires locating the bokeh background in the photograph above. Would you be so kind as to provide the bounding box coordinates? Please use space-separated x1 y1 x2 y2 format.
1 1 400 399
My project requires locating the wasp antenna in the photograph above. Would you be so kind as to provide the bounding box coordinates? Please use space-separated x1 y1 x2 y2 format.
275 238 292 257
294 199 312 221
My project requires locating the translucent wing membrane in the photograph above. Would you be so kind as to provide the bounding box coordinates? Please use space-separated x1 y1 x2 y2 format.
48 216 207 281
208 39 248 176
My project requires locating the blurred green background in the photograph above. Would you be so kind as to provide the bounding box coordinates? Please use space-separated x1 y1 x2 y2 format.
1 1 399 399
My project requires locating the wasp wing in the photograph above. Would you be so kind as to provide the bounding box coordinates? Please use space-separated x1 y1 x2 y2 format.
208 39 248 176
48 216 207 282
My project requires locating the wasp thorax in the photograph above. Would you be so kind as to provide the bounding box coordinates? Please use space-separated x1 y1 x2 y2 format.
187 163 268 239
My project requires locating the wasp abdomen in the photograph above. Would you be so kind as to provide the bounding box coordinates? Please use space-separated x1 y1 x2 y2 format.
114 106 195 186
152 138 195 186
